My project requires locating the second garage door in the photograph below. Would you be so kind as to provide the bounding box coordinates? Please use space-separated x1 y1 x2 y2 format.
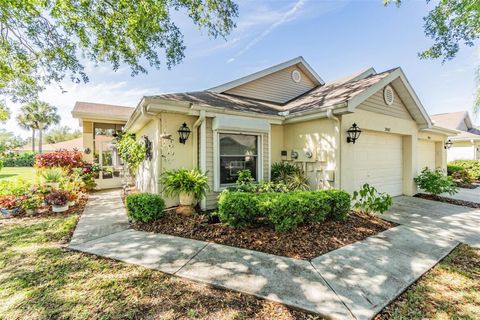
353 131 404 196
417 140 436 171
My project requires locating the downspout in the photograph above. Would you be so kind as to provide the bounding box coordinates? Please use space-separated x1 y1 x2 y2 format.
193 110 207 210
141 104 162 194
326 108 341 189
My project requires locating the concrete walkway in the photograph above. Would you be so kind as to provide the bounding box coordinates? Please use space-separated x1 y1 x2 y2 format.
69 190 462 320
442 186 480 204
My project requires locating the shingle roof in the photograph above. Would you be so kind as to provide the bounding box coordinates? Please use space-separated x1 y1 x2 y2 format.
431 111 468 130
147 68 396 116
72 101 135 118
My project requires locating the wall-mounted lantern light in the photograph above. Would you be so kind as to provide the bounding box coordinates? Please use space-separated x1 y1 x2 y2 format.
346 123 362 144
178 123 191 144
444 139 453 150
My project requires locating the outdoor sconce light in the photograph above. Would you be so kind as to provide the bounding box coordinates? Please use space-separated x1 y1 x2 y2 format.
178 122 191 144
444 139 453 150
346 123 362 144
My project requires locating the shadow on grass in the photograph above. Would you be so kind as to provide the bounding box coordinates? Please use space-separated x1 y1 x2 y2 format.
0 215 324 320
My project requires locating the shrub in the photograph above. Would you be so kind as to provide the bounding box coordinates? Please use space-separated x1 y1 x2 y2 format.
217 191 260 227
451 169 473 187
160 168 209 200
0 178 32 196
448 160 480 180
0 195 19 209
447 164 464 176
1 152 36 167
35 151 83 168
271 162 302 183
286 170 310 191
324 189 352 220
414 168 458 196
21 195 43 210
117 133 146 172
352 183 393 214
125 193 166 223
217 189 351 231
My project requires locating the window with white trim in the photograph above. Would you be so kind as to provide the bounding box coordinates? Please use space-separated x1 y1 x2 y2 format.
219 133 259 185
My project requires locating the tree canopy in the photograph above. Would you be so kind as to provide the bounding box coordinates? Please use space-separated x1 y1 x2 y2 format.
0 0 238 102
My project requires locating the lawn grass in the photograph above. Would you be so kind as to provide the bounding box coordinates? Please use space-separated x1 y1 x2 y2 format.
0 212 323 320
0 167 35 181
378 244 480 319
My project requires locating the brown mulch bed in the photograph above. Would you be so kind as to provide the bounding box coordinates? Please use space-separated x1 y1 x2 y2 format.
414 193 480 209
132 210 395 260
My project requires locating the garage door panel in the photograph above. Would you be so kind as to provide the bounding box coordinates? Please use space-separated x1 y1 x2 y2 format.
353 131 403 196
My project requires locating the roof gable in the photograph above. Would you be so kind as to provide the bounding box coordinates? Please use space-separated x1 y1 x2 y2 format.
208 56 324 103
431 111 472 131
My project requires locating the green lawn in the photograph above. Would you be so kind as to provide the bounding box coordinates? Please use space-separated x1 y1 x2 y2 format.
0 167 35 181
378 244 480 319
0 212 322 320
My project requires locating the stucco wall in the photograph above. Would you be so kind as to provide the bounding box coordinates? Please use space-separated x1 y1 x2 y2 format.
448 141 478 161
283 118 339 189
135 119 160 194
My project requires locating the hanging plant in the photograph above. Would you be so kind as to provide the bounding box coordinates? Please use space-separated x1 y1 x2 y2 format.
116 133 146 172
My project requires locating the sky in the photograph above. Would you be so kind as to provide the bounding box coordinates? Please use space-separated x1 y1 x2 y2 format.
3 0 479 138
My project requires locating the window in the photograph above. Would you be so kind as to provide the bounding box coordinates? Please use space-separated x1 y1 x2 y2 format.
219 133 259 185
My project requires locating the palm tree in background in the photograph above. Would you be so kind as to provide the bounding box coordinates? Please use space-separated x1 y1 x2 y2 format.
16 101 60 153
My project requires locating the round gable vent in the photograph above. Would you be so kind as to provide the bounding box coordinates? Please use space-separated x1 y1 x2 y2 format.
384 85 394 105
291 70 302 83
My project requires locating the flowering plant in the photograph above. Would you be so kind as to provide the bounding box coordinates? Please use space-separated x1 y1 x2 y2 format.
35 151 84 169
45 190 69 206
0 195 19 209
21 195 43 210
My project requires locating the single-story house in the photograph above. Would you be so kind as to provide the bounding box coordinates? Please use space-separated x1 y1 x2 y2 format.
72 56 457 209
431 111 480 161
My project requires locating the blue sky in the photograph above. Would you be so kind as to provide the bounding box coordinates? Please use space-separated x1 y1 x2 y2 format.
4 0 479 137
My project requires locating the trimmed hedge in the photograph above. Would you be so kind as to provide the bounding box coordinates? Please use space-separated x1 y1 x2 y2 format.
218 189 351 232
447 164 464 176
1 152 36 167
448 160 480 180
125 193 166 223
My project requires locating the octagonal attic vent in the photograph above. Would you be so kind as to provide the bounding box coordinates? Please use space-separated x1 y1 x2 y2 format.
384 85 394 105
291 70 301 83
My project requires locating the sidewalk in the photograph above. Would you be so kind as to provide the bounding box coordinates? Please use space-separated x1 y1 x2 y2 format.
69 190 459 320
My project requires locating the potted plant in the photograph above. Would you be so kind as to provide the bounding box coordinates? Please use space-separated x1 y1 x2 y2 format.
45 190 69 213
40 168 64 188
160 168 209 207
67 191 77 206
0 195 20 218
22 195 43 215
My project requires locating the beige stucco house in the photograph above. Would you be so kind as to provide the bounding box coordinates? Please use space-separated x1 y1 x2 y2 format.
431 111 480 161
72 56 456 209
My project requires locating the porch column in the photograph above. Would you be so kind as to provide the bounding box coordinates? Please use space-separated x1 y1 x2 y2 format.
199 118 207 211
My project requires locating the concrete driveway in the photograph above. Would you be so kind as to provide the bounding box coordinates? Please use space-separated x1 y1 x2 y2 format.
442 186 480 204
382 196 480 248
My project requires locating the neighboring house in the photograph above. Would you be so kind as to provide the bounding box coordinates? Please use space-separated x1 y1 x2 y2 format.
431 111 480 161
15 137 84 153
72 56 456 209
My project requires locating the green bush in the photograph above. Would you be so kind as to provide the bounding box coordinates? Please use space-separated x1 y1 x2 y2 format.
324 189 352 220
448 160 480 180
352 183 393 214
451 169 473 186
414 168 458 196
447 164 464 176
0 178 32 196
217 189 351 231
271 162 301 183
125 193 165 223
1 152 36 167
217 191 260 227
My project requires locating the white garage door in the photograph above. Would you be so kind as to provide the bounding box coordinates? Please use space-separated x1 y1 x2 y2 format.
353 131 403 196
417 140 436 171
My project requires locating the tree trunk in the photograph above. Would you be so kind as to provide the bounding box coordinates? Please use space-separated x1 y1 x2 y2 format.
38 129 43 154
31 129 36 153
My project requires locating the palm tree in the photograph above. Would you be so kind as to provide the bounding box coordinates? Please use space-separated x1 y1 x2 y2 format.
16 101 60 153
